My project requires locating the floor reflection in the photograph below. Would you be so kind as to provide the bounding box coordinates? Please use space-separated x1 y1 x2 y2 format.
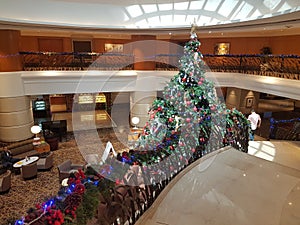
52 110 117 132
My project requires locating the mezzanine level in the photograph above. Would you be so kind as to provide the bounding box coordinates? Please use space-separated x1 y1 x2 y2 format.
20 52 300 80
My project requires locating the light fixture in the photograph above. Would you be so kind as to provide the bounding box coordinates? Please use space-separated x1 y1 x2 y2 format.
131 116 140 129
31 125 41 138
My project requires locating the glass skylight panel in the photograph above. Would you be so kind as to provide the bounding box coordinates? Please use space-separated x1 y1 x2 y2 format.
263 0 281 10
278 2 294 12
126 5 143 18
174 15 187 25
210 18 220 25
142 4 158 13
189 0 205 10
186 15 199 24
158 3 173 11
249 9 261 19
135 19 149 28
124 14 130 22
204 0 222 11
160 15 173 26
148 16 161 26
218 0 239 17
197 15 212 25
174 2 189 10
232 2 254 20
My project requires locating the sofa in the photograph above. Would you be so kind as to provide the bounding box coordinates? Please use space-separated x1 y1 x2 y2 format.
6 139 38 159
0 170 11 193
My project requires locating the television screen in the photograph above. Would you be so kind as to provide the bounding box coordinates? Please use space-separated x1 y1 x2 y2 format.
35 100 46 111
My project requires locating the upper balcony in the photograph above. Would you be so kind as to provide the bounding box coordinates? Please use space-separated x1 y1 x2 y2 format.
20 52 300 80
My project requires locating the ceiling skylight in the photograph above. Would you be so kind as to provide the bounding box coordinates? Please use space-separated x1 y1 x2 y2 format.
158 3 173 11
174 2 189 10
160 15 173 25
204 0 222 11
232 2 254 20
126 5 143 18
189 0 205 10
174 15 187 25
218 0 239 17
263 0 281 10
0 0 299 30
142 4 158 13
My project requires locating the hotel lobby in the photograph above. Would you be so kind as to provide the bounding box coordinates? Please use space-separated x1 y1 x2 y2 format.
0 0 300 225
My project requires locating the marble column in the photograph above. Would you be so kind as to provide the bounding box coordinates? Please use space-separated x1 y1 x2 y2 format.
129 35 157 127
0 30 33 142
130 91 156 128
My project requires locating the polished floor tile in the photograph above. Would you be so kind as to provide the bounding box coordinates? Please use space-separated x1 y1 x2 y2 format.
136 146 300 225
52 110 117 132
248 141 300 171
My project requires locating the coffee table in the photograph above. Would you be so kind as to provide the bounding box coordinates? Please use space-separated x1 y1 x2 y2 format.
13 156 39 168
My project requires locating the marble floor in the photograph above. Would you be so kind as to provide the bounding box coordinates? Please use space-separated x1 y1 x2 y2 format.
52 110 117 132
136 142 300 225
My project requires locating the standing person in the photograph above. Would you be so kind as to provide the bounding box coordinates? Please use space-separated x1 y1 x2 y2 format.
247 109 261 141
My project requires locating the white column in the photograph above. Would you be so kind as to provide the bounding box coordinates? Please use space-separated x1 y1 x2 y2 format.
130 91 156 128
0 73 34 142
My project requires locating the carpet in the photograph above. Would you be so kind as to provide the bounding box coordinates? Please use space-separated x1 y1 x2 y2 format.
0 128 129 225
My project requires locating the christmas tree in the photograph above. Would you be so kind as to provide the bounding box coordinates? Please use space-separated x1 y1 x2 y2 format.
133 27 249 167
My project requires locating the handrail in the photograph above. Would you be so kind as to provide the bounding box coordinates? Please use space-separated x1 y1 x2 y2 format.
19 52 300 80
269 117 300 140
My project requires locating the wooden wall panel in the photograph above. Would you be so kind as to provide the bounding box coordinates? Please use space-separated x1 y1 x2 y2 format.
18 34 300 55
38 38 63 52
20 36 39 52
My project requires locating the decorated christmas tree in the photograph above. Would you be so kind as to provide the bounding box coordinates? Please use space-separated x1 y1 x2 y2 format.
133 27 249 167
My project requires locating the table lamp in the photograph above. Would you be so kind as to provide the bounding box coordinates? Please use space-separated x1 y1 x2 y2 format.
31 125 41 138
131 116 140 129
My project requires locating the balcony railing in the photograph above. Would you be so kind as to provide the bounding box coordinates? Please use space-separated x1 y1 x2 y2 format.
20 52 300 80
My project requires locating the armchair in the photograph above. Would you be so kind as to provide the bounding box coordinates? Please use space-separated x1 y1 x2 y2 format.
37 152 54 170
57 160 84 182
0 170 11 193
21 162 38 180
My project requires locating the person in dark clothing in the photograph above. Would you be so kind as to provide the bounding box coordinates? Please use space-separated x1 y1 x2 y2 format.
0 147 20 170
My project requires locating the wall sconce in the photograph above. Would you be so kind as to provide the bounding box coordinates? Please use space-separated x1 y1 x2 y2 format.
131 116 140 129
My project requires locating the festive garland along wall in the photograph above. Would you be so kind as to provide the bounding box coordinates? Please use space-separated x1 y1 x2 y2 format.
13 31 250 225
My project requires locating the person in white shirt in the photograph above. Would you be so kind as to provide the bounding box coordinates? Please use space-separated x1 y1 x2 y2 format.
247 109 261 141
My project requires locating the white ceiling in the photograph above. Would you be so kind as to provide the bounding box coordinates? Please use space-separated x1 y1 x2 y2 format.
0 0 300 38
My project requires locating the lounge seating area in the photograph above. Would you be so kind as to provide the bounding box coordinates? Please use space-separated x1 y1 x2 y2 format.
0 127 128 225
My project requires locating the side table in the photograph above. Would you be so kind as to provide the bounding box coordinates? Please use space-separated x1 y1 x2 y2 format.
34 142 50 153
